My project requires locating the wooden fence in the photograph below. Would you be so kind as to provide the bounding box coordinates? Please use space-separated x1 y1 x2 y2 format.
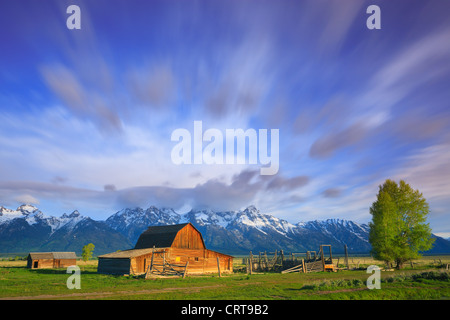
144 250 189 278
245 245 348 274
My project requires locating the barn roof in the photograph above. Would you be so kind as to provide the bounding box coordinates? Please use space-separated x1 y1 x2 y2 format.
134 223 204 249
98 248 163 259
28 252 77 260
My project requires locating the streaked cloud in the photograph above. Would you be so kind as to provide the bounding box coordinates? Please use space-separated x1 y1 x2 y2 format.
0 0 449 235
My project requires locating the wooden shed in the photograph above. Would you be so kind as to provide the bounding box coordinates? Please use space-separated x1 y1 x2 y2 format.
27 252 77 269
98 223 233 276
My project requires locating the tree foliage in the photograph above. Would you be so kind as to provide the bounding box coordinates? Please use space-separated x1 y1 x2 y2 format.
369 179 434 269
81 243 95 262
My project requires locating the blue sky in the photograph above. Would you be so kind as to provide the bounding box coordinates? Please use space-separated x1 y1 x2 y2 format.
1 0 450 237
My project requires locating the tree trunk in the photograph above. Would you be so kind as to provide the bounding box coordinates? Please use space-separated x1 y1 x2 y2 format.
396 259 404 270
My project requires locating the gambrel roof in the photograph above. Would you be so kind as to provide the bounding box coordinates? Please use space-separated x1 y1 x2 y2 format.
134 223 205 249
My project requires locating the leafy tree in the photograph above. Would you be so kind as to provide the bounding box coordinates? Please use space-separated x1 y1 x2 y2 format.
82 243 95 262
369 179 434 269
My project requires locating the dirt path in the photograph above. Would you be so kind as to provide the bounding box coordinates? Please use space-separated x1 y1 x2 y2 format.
0 284 225 300
313 287 368 295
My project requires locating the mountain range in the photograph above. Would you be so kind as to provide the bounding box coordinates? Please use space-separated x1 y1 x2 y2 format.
1 204 449 256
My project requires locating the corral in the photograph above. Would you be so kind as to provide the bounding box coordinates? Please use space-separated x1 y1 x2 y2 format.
98 223 233 276
244 245 344 274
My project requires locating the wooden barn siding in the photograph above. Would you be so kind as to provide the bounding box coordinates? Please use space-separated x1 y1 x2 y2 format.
98 258 131 275
31 258 53 269
168 248 233 274
27 258 76 269
54 259 77 268
130 253 155 274
171 224 205 249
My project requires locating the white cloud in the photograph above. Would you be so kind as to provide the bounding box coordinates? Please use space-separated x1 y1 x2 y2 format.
13 194 40 205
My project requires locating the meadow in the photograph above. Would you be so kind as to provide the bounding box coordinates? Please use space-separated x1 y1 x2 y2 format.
0 256 449 300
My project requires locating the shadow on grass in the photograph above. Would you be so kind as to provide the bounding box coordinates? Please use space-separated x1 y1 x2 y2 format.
282 285 316 291
30 268 98 275
0 266 28 269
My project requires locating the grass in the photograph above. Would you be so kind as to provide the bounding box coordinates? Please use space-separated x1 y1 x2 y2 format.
0 259 449 300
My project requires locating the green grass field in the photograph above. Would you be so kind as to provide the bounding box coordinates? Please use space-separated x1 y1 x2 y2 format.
0 258 449 300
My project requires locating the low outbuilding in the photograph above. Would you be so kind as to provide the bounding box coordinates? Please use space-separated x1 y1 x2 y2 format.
27 252 77 269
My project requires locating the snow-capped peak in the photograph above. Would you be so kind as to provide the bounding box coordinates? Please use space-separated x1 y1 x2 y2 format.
106 206 181 229
0 206 24 223
0 204 87 233
0 206 19 216
183 208 237 227
54 210 86 231
234 206 296 236
17 204 39 214
0 204 43 223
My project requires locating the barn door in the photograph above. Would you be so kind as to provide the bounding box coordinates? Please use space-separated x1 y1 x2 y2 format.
136 257 145 273
33 261 39 268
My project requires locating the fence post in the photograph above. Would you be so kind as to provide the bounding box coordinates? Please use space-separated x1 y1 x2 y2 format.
344 245 349 270
258 252 262 271
183 261 189 278
320 245 325 272
264 251 268 271
245 258 250 274
217 257 221 277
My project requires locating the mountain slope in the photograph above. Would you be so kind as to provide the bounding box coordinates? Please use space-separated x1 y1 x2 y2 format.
105 206 180 245
300 219 371 252
1 204 449 256
105 205 450 255
104 205 373 254
0 205 131 255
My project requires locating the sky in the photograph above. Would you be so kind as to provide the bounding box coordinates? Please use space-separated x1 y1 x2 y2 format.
1 0 450 237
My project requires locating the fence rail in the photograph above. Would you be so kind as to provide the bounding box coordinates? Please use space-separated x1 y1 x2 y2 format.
243 245 349 274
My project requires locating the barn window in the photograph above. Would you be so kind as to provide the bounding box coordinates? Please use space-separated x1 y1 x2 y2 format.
195 257 199 261
33 261 38 268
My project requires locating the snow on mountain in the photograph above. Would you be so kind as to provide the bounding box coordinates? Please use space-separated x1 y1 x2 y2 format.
54 210 87 232
105 206 181 245
302 219 370 243
0 204 131 255
0 206 25 222
0 204 51 227
107 206 180 228
2 203 449 255
17 204 39 214
0 204 40 220
183 208 237 228
0 205 88 233
102 204 373 252
231 206 296 237
3 203 450 254
1 204 364 244
181 205 297 236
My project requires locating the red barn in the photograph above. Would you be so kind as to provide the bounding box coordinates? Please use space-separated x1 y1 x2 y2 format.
98 223 233 276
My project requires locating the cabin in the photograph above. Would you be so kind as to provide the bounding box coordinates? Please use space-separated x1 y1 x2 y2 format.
27 252 77 269
98 223 233 276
